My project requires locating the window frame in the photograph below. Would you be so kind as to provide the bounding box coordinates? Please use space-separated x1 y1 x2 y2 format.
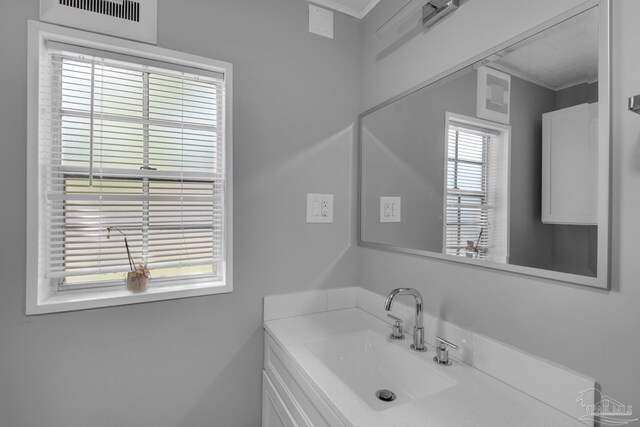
442 112 510 264
53 53 222 291
445 121 492 259
26 21 233 314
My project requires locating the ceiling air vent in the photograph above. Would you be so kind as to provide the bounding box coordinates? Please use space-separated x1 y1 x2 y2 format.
40 0 157 43
58 0 141 22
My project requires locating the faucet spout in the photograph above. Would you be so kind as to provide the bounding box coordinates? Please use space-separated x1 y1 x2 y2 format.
384 288 426 352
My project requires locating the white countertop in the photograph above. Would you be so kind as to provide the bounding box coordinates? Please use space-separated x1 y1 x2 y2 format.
264 308 586 427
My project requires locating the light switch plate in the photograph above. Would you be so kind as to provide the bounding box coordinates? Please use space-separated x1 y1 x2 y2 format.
309 4 334 39
380 196 401 223
307 193 334 223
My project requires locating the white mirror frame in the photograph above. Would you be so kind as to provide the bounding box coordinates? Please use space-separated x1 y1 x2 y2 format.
358 0 610 289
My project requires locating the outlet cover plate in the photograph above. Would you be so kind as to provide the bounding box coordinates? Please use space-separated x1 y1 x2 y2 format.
380 196 401 223
306 193 334 223
309 4 334 39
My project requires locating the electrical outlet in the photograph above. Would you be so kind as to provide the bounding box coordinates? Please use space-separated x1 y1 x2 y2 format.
380 196 401 223
307 193 334 223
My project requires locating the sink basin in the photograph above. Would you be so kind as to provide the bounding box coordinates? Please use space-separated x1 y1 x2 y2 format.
305 329 456 411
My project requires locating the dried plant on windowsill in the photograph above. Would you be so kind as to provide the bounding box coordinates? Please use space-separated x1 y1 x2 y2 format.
126 264 151 293
107 227 150 293
464 230 485 259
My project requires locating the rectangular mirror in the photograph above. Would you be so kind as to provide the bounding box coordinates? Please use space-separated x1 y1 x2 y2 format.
359 0 610 288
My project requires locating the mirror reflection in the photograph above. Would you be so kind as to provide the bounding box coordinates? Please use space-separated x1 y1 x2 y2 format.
360 6 600 277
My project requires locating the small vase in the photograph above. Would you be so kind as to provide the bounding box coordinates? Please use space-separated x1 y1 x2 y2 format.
127 272 148 293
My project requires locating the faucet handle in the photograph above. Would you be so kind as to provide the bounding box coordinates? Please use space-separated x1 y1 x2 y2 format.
433 336 458 365
387 313 402 323
436 336 459 350
387 314 405 340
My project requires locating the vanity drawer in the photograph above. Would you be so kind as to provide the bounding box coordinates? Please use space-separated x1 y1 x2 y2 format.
264 333 346 427
263 371 298 427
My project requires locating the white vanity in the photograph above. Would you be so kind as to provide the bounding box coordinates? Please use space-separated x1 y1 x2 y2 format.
262 287 595 427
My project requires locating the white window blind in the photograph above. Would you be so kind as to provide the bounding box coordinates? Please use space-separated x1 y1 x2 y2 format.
445 121 499 259
39 42 226 290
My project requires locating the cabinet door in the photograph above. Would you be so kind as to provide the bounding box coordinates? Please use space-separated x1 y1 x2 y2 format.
542 102 598 224
263 371 297 427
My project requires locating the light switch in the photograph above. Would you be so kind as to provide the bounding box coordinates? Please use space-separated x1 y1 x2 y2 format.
380 197 401 223
307 193 334 223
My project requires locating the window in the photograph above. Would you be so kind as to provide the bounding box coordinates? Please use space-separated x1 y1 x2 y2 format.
27 22 232 314
444 113 509 262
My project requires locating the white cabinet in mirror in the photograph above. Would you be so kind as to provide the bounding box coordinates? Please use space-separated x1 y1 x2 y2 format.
358 0 610 289
542 102 599 225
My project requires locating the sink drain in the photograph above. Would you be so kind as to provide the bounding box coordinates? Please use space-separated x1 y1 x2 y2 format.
375 389 396 402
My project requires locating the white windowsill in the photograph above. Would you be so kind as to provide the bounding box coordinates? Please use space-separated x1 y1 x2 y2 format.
27 281 232 315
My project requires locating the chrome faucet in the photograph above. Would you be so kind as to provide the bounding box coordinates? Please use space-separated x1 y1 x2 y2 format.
384 288 427 352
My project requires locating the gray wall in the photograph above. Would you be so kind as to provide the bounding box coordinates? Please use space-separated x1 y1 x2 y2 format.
507 77 599 276
507 76 556 270
556 82 599 109
360 0 640 410
505 78 599 275
551 81 599 276
362 69 477 251
0 1 360 426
